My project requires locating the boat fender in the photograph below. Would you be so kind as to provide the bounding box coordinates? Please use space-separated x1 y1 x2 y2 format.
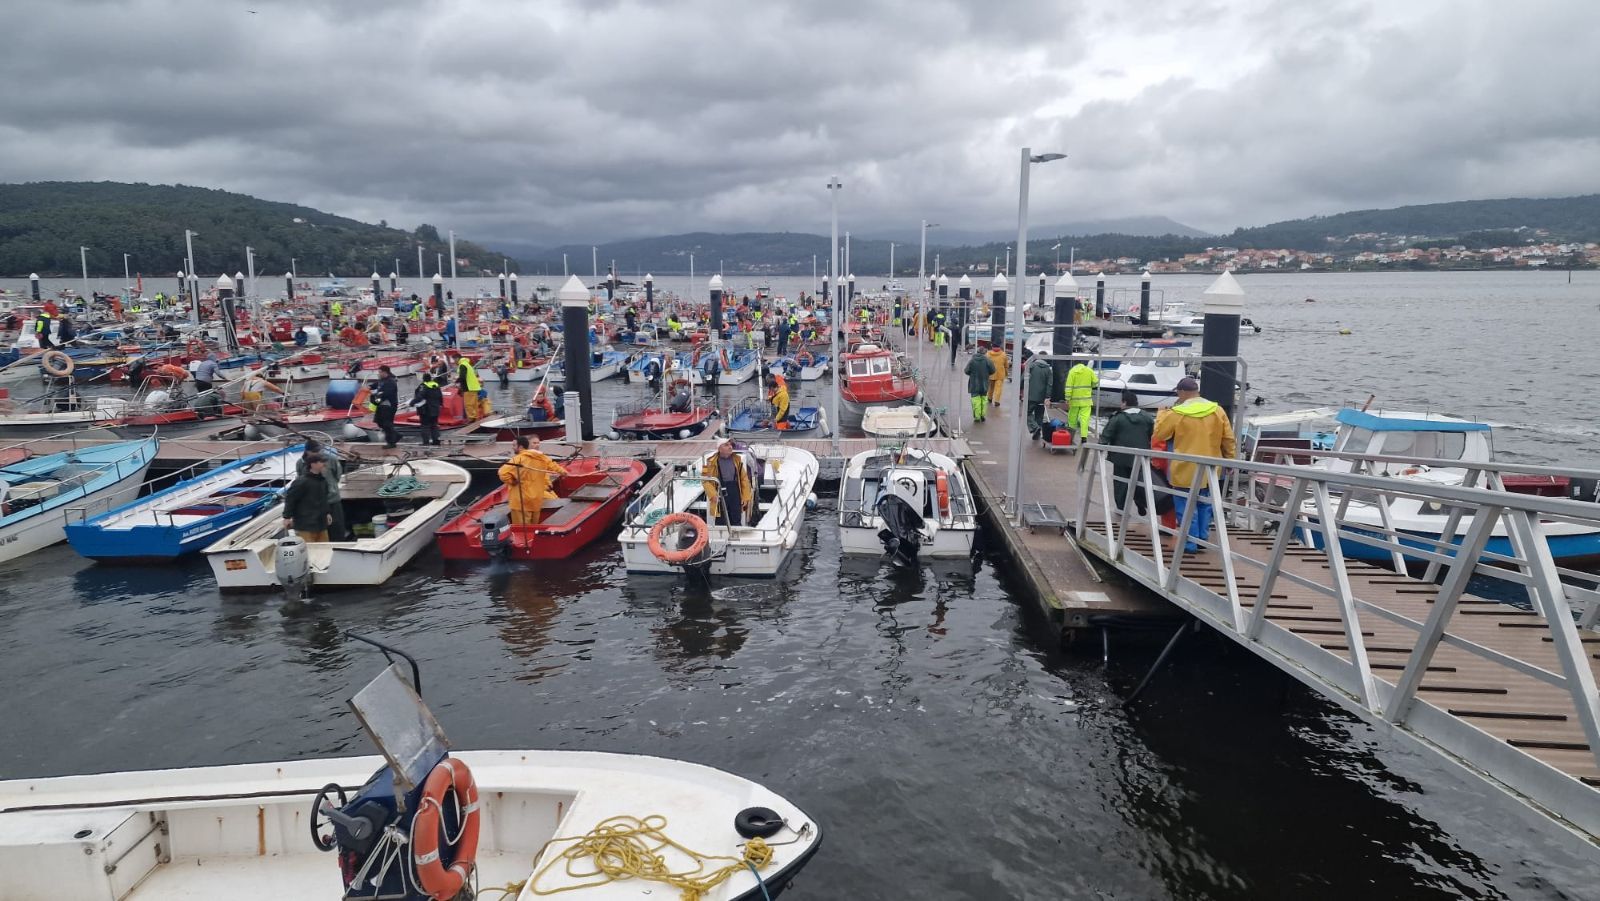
647 512 709 565
935 470 951 515
805 492 818 511
734 806 785 839
411 757 482 901
40 350 74 377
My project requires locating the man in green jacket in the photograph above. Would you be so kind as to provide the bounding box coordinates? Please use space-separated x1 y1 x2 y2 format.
1025 354 1053 438
964 349 995 422
298 440 346 539
1100 390 1156 514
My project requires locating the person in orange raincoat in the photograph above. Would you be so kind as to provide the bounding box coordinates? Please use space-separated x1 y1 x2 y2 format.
498 434 566 525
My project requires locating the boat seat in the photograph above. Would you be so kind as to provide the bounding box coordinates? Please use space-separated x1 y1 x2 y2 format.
9 481 61 503
538 502 587 528
340 475 454 500
567 485 614 502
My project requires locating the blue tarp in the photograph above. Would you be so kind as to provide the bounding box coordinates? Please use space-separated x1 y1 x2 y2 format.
1335 408 1490 433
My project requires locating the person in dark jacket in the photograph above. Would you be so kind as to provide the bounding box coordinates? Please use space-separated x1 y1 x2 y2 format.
372 365 400 448
281 453 333 542
298 439 346 539
412 374 444 445
1101 390 1157 515
1026 354 1054 439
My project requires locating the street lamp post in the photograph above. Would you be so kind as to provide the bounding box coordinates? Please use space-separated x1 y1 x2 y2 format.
79 246 90 303
1006 148 1066 520
122 252 131 285
184 229 200 327
827 176 843 455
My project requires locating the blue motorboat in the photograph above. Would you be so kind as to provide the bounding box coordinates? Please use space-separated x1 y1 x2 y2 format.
64 445 303 562
0 437 159 564
724 397 829 437
769 353 830 381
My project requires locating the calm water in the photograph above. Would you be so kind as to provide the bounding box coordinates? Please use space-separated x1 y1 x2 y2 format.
2 271 1598 898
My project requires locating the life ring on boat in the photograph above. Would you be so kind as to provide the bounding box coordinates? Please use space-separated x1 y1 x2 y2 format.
795 350 814 367
410 758 481 901
935 470 951 515
647 512 709 565
670 377 691 391
40 350 74 377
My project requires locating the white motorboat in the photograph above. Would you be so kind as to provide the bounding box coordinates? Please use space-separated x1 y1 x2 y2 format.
620 444 818 577
1169 314 1261 337
1095 339 1196 406
203 458 470 591
860 405 937 438
0 437 159 564
838 445 977 560
0 657 820 901
1243 407 1600 565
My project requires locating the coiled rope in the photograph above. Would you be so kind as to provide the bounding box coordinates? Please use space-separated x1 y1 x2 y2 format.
481 814 772 901
376 474 427 497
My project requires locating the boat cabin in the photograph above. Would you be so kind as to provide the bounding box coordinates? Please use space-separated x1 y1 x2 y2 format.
1329 408 1492 475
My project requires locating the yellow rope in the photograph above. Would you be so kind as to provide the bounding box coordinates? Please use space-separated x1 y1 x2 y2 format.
484 814 773 901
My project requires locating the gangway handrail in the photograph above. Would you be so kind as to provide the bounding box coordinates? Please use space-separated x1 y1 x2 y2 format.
1069 439 1600 841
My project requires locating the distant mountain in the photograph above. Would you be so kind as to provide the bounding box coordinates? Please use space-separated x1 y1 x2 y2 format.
1226 195 1600 248
864 216 1211 247
0 181 516 278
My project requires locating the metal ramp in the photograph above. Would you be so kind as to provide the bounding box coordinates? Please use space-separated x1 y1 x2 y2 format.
1070 442 1600 841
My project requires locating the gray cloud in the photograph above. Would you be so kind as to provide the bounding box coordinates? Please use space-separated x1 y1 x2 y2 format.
2 0 1596 246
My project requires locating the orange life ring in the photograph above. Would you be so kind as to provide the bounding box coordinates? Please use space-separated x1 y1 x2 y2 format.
647 512 709 564
670 377 691 391
795 350 814 367
410 758 481 901
40 350 74 377
935 470 951 515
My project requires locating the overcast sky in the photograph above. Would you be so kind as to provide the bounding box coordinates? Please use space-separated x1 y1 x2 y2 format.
4 0 1597 245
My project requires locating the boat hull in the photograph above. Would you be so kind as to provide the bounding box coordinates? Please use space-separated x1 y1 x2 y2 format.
0 440 158 564
435 459 646 560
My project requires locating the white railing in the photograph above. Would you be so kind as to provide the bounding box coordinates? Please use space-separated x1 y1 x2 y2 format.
1072 441 1600 837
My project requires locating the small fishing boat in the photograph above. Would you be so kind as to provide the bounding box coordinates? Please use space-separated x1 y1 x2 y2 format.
838 445 977 560
547 348 631 384
0 651 820 901
769 351 830 381
1243 407 1600 565
724 396 829 437
0 437 159 564
611 374 718 440
246 378 369 440
837 343 917 428
0 394 126 437
257 352 330 383
203 458 470 592
695 346 762 386
861 405 937 438
620 444 819 577
64 445 302 561
436 457 648 560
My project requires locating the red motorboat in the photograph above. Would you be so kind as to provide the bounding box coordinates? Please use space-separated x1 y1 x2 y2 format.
435 457 648 560
838 343 917 428
356 386 489 442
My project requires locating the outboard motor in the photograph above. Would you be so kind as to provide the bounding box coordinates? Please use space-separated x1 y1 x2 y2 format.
1570 477 1600 505
479 506 512 557
276 533 311 601
876 493 926 562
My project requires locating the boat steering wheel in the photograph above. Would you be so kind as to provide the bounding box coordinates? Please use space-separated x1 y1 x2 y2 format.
309 782 350 852
895 476 918 496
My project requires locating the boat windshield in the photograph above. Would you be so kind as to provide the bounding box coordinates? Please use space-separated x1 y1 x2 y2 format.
1376 429 1468 461
848 356 893 377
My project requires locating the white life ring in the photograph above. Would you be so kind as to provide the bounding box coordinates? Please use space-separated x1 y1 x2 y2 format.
41 350 75 377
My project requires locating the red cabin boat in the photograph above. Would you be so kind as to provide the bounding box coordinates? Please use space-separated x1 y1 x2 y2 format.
435 458 648 560
838 343 917 427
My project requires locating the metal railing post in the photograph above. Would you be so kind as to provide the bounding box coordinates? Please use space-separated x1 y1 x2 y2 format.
1311 482 1379 710
1385 506 1503 724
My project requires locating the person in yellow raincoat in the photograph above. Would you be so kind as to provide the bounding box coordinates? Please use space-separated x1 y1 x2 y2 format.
766 375 790 428
498 435 566 525
457 354 484 420
700 441 754 526
985 345 1009 404
1065 360 1099 442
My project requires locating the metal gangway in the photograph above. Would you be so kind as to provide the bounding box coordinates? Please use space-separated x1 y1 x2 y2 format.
1071 440 1600 841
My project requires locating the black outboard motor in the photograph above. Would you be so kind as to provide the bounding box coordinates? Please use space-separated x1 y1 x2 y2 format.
876 494 925 562
1569 477 1600 505
479 506 512 557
